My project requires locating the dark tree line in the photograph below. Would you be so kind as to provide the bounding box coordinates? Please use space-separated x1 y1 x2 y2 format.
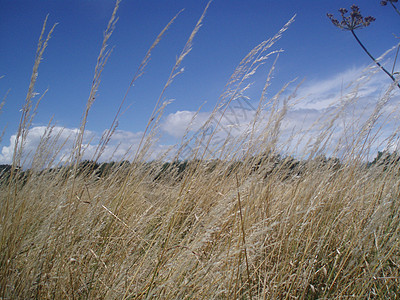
1 150 399 187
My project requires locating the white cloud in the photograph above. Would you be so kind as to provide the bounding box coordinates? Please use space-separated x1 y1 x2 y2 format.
292 65 390 111
0 126 93 167
160 64 400 160
161 103 262 141
0 126 173 167
2 65 399 167
282 66 400 157
161 110 210 138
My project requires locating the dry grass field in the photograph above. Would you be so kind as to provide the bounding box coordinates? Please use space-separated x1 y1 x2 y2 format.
1 1 400 299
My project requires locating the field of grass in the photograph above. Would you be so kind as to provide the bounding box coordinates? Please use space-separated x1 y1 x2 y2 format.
1 1 400 299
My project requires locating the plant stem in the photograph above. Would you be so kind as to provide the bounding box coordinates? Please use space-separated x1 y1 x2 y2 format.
235 174 252 299
392 44 399 76
390 1 400 17
351 29 400 89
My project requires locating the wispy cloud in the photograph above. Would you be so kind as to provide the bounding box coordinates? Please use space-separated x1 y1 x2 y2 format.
0 127 170 167
1 65 399 166
0 126 92 167
161 110 209 138
159 64 400 159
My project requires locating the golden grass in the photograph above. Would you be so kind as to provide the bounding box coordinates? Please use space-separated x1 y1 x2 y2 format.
1 1 400 299
1 155 400 298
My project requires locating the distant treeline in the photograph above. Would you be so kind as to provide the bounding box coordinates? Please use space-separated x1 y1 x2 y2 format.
0 150 399 185
0 160 130 185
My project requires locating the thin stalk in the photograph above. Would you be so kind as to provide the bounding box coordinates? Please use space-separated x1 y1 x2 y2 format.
133 1 212 163
92 10 182 164
391 44 399 76
235 173 252 299
389 1 400 17
351 29 400 89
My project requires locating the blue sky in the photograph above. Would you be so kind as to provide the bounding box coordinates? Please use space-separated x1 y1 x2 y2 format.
0 0 399 164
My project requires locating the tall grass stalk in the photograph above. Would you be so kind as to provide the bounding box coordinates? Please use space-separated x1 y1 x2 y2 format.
72 0 120 172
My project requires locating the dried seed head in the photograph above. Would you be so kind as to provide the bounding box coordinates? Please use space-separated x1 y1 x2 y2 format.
381 0 398 5
327 5 375 31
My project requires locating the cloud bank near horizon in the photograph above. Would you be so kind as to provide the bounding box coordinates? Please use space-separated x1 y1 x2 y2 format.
1 66 399 166
0 127 171 167
161 65 400 157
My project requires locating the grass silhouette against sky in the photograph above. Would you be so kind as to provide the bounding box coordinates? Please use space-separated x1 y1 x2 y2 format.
0 0 399 164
